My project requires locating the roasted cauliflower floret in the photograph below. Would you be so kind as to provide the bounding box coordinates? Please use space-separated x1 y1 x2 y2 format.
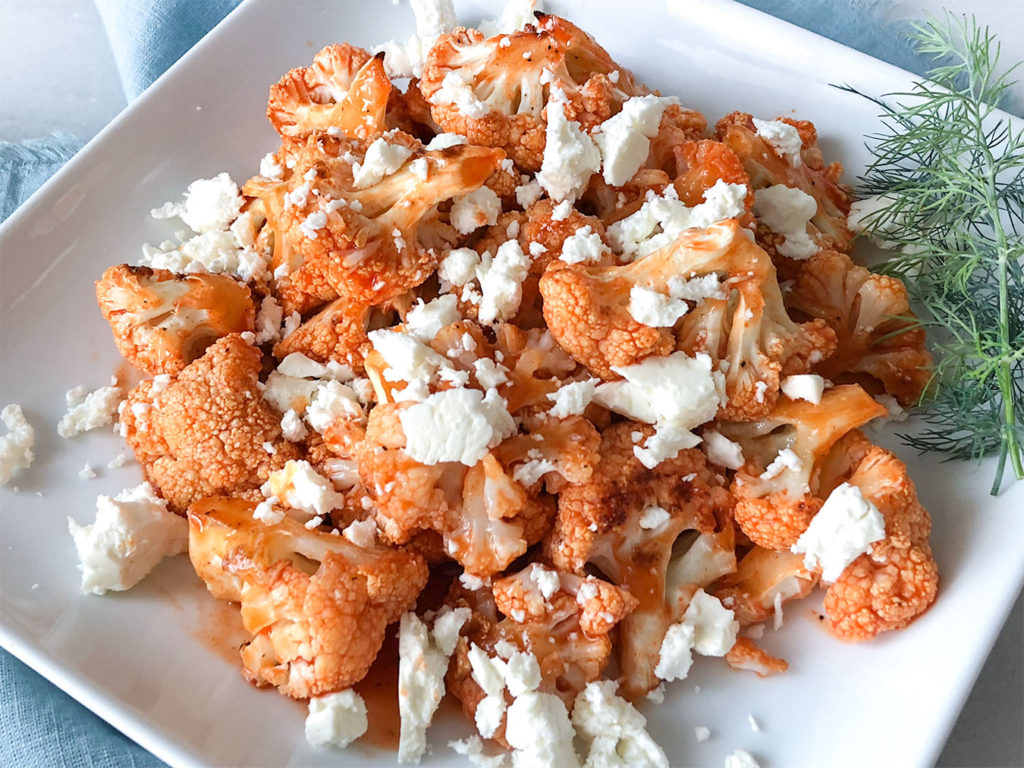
268 44 391 140
542 220 835 417
420 15 642 172
819 439 937 641
725 636 789 677
445 565 637 736
713 546 817 626
96 265 254 376
787 249 932 404
247 133 503 313
716 111 852 278
546 422 733 696
120 334 299 511
717 385 886 551
272 296 372 370
188 496 427 697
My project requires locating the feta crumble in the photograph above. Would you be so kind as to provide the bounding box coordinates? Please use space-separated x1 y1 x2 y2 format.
352 138 413 188
477 240 530 323
752 118 802 166
400 388 515 466
594 95 674 186
439 247 481 288
451 186 502 234
253 497 285 525
547 378 597 418
702 430 745 470
628 285 690 327
478 0 543 36
57 385 123 438
780 373 825 404
449 736 507 768
78 463 97 480
505 691 580 768
280 408 309 441
684 589 739 656
514 178 544 209
559 225 609 264
759 448 804 483
259 152 284 180
431 71 490 118
67 482 187 595
695 726 711 742
573 680 669 768
724 749 761 768
261 459 345 519
152 172 244 233
0 404 34 486
298 210 328 239
791 482 886 581
654 622 695 682
536 101 601 203
305 690 368 749
752 184 819 260
639 504 671 530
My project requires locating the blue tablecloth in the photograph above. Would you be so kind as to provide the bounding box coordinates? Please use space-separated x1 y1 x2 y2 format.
0 1 952 765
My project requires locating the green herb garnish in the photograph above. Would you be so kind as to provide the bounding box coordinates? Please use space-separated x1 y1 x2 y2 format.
838 14 1024 495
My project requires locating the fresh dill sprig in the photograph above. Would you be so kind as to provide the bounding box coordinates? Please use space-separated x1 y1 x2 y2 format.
837 13 1024 495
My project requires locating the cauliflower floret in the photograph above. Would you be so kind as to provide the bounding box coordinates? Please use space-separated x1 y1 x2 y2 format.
267 44 391 140
272 296 372 372
724 637 789 677
187 495 427 697
420 15 643 172
717 385 886 551
246 133 503 313
820 440 938 640
545 422 732 696
119 334 300 511
716 112 852 279
494 410 600 493
445 566 636 731
787 249 932 405
712 545 816 627
542 220 835 419
96 265 255 376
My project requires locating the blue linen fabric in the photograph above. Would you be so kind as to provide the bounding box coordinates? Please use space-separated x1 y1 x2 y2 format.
0 1 986 766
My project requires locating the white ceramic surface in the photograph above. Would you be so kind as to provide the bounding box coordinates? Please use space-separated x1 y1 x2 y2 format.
1 1 1022 766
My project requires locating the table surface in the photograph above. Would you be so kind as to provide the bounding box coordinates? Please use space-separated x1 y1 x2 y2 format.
0 1 1021 766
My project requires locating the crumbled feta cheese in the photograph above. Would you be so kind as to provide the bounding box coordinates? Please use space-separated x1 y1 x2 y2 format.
107 453 130 469
684 589 739 656
477 240 530 323
639 505 671 530
572 680 669 768
478 0 543 36
426 132 469 150
527 563 561 599
410 0 456 40
752 118 802 166
57 385 123 438
352 138 413 188
748 714 761 733
594 352 721 467
460 571 489 591
451 186 502 234
655 621 695 681
475 695 507 739
536 102 601 202
595 95 675 186
551 199 572 220
505 650 542 697
448 736 507 768
254 296 284 345
694 433 742 475
474 358 509 389
468 643 509 697
0 404 34 486
253 497 284 525
78 463 97 480
398 611 455 762
431 71 489 118
306 380 363 434
724 749 761 768
694 726 711 743
261 459 345 519
759 448 803 482
263 371 320 416
629 285 690 327
155 173 243 233
439 247 481 288
305 690 368 749
67 483 187 595
410 157 429 180
432 605 471 656
666 273 727 302
752 185 819 260
377 35 427 79
514 178 544 209
547 378 597 418
260 152 283 180
340 518 376 548
780 373 825 404
505 691 580 768
559 225 609 265
513 457 556 486
609 179 748 258
280 408 308 441
791 482 886 581
400 388 515 466
298 210 328 239
369 329 451 383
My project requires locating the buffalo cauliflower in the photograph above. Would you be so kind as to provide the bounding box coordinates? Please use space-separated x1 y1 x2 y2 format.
188 495 427 697
96 265 254 376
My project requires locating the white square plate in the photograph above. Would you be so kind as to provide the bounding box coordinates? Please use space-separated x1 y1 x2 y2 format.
2 1 1022 766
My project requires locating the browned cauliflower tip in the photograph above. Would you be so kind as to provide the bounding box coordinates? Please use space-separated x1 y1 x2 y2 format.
120 333 299 511
96 264 255 376
188 496 427 697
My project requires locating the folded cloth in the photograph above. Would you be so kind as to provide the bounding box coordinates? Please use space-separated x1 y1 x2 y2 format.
0 134 82 223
